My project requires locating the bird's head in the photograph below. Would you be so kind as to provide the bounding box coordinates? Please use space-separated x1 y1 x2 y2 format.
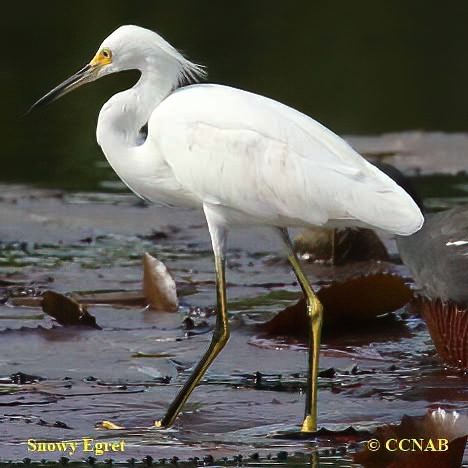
29 25 205 112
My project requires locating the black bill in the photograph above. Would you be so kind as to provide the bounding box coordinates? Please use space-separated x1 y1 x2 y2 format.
28 63 95 113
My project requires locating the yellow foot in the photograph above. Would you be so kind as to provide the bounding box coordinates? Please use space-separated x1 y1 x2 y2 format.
96 420 125 430
301 415 317 433
154 420 163 428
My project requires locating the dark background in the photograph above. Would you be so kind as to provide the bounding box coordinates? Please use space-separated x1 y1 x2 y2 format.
3 1 468 189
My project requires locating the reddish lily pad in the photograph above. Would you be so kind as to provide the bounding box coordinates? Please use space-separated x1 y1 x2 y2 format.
259 273 413 338
412 297 468 371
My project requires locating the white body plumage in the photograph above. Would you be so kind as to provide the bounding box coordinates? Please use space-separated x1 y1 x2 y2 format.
94 27 423 235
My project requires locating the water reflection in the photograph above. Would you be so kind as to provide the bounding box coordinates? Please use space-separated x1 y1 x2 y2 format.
4 2 468 189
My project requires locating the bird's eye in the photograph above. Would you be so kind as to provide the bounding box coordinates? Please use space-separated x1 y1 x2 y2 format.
102 48 112 60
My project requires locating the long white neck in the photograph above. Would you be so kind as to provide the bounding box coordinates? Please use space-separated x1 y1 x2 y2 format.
95 65 180 202
92 33 204 204
96 67 175 155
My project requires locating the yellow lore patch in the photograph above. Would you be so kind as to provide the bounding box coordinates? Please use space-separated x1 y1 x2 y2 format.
90 48 112 67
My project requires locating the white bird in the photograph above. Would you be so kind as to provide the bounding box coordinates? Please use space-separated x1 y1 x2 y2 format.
31 25 424 432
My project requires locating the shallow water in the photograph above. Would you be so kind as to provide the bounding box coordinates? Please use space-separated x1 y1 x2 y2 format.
1 136 468 466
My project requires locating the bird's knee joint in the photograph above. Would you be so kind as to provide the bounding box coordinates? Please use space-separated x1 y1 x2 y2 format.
306 301 323 319
213 329 230 346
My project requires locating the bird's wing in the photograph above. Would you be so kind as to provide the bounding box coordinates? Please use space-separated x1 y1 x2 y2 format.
150 84 422 233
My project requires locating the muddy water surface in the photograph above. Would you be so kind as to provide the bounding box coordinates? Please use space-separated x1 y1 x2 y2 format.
1 134 468 466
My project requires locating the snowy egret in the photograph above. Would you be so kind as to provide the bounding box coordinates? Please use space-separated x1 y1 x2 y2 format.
30 25 423 432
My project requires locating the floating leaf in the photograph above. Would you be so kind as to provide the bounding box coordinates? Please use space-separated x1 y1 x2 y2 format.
257 297 309 339
274 425 372 441
9 372 44 385
143 252 178 312
37 419 73 429
294 228 333 262
354 409 468 468
41 291 101 328
333 228 390 264
71 289 146 307
295 227 389 264
259 273 412 338
412 297 468 370
318 273 413 323
6 296 43 308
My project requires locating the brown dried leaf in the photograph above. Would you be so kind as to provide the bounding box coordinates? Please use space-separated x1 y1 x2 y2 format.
41 291 100 328
143 252 178 312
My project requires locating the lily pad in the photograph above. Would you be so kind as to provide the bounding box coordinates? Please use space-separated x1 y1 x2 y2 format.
41 290 101 328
